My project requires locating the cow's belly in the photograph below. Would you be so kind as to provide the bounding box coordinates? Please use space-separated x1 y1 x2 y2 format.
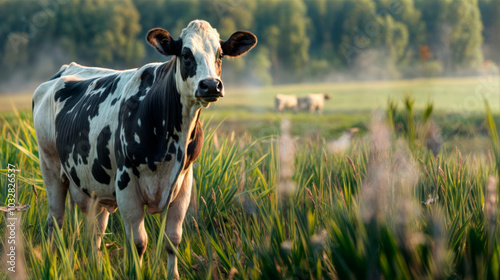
68 180 117 214
63 163 117 199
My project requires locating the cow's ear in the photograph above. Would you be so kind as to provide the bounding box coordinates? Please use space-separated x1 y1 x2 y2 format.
147 28 181 56
221 31 257 57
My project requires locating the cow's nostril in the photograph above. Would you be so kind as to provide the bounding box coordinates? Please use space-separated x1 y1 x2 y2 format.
199 81 208 90
217 81 223 92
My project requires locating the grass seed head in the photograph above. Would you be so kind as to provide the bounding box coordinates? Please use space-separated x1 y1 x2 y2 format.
305 186 317 209
211 188 217 204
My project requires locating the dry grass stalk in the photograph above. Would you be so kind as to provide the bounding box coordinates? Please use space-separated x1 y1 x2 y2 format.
305 186 317 210
438 167 446 182
192 216 200 236
312 182 323 210
211 188 217 204
346 155 357 177
229 130 235 143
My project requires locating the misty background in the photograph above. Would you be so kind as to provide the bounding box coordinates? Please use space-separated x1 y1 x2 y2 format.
0 0 498 93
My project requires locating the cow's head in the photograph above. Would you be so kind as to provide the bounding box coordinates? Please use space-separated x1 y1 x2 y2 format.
147 20 257 106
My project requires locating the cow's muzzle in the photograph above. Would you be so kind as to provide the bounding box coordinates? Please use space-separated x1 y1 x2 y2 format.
196 78 224 102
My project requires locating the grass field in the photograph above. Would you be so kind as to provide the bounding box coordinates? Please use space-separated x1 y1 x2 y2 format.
0 77 499 279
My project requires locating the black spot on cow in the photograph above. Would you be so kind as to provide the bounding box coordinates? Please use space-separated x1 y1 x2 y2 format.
139 66 155 91
92 126 113 184
92 159 111 184
55 74 121 171
168 142 176 155
96 126 112 169
82 188 91 196
180 47 197 81
165 154 172 161
117 172 130 190
112 191 116 197
184 120 204 170
70 167 80 187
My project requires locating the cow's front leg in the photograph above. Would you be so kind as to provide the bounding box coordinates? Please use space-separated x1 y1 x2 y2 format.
116 170 148 260
165 168 193 279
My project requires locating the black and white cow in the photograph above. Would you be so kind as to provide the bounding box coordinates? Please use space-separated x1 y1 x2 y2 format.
33 20 256 278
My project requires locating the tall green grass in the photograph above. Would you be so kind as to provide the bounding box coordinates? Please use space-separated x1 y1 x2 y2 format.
0 100 499 279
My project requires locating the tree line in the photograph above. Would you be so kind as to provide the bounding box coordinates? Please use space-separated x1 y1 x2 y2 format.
0 0 498 89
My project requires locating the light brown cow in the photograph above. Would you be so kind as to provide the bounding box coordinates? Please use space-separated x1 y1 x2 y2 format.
275 94 298 112
297 93 331 113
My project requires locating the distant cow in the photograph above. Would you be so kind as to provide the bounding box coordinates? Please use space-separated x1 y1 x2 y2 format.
297 93 331 113
32 20 256 279
275 94 298 112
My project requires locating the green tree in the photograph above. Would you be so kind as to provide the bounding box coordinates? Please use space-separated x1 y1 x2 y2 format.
416 0 452 68
255 0 310 81
448 0 483 71
374 0 424 62
56 0 144 67
479 0 500 64
337 0 378 65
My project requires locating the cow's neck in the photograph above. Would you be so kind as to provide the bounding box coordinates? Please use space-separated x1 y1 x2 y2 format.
178 95 202 149
141 58 201 166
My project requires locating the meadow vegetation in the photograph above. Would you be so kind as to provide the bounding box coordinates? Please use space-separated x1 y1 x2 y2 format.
0 92 499 279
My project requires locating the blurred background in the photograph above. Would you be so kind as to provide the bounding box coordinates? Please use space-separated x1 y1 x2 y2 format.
0 0 499 88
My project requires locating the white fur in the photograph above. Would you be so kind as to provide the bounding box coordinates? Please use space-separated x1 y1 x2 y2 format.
298 93 330 113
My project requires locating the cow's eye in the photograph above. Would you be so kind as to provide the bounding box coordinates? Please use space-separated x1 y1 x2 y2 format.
182 52 193 61
181 50 194 66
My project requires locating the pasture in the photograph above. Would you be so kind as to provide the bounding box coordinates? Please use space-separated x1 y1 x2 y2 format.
1 77 499 279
